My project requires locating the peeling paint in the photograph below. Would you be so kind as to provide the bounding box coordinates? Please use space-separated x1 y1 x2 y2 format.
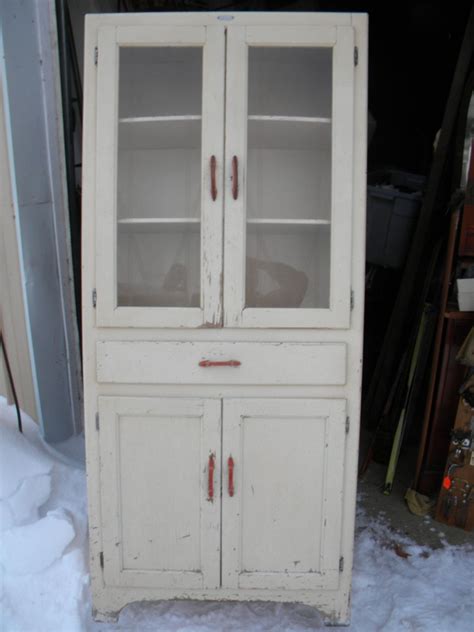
197 321 222 329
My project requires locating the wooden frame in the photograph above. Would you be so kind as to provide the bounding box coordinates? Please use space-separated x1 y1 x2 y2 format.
223 25 354 329
95 25 225 328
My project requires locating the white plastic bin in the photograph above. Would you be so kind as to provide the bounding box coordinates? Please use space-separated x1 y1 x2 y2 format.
457 278 474 311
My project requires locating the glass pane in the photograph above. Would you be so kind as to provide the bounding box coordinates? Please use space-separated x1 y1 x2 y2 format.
118 229 200 308
116 47 202 308
246 47 332 309
119 47 202 117
248 47 332 118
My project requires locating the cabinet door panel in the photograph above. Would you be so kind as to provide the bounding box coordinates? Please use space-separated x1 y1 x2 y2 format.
98 396 221 589
95 26 225 328
224 26 354 328
222 398 346 590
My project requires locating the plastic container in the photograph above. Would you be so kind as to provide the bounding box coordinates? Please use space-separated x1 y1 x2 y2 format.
366 170 426 269
457 278 474 311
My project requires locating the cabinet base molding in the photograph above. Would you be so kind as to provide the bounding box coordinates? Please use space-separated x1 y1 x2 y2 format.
91 585 351 626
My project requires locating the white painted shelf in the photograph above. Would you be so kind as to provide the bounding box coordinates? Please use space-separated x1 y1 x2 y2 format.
118 217 200 233
119 116 202 123
247 218 330 233
248 115 331 123
119 116 201 150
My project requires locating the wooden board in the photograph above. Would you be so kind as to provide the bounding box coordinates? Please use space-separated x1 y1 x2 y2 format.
435 396 474 531
417 314 473 494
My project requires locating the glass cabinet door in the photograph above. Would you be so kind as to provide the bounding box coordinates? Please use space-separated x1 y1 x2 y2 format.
224 26 355 328
95 26 225 327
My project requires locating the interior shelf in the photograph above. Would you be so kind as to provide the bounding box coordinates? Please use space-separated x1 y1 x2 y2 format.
248 116 331 150
248 115 331 123
247 218 330 233
119 115 202 123
118 218 200 233
119 116 201 150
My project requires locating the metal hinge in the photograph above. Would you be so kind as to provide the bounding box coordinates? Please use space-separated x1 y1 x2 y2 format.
346 417 350 434
339 556 344 572
95 412 100 431
92 289 97 308
99 552 104 569
94 46 98 65
354 46 358 66
350 290 354 310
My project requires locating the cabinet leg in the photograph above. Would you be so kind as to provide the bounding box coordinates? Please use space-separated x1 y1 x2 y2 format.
92 607 120 623
321 596 351 627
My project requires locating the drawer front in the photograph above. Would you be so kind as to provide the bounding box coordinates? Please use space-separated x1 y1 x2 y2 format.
96 341 346 386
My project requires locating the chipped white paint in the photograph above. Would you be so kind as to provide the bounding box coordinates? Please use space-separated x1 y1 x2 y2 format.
222 398 346 591
83 11 368 626
95 24 224 328
98 396 221 590
223 24 354 329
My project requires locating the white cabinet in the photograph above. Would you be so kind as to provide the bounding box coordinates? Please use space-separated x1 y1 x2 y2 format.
98 396 345 596
83 11 367 626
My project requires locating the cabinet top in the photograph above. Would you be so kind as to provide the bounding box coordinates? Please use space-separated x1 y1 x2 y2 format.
85 12 367 30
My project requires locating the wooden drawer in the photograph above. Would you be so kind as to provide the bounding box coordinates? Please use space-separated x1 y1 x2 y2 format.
96 341 347 386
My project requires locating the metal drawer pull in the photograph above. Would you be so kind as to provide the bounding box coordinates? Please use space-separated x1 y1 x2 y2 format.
228 456 235 497
208 453 215 502
199 360 241 368
210 155 217 201
231 156 238 200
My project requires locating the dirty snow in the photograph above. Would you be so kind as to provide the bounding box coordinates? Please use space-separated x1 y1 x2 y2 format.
0 396 473 632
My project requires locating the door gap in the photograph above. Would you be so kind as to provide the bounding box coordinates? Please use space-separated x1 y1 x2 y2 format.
219 397 224 587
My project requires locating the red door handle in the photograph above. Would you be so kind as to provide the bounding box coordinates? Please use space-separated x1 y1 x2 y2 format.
210 155 217 201
208 453 215 502
228 456 235 497
231 156 238 200
199 360 241 368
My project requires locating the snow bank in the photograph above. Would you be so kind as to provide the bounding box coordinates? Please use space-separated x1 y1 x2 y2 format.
351 508 474 632
0 398 89 631
1 508 75 574
0 396 473 632
0 408 52 499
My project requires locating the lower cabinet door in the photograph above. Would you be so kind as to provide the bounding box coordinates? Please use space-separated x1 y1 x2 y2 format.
222 398 347 591
98 396 221 590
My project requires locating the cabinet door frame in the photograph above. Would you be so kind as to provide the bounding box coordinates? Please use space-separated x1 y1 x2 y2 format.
98 396 222 590
94 25 225 328
221 397 346 591
223 25 355 329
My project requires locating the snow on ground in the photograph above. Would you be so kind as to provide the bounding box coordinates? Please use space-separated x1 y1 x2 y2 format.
0 397 473 632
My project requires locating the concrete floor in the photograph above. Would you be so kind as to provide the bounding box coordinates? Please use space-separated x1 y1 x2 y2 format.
358 444 474 549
